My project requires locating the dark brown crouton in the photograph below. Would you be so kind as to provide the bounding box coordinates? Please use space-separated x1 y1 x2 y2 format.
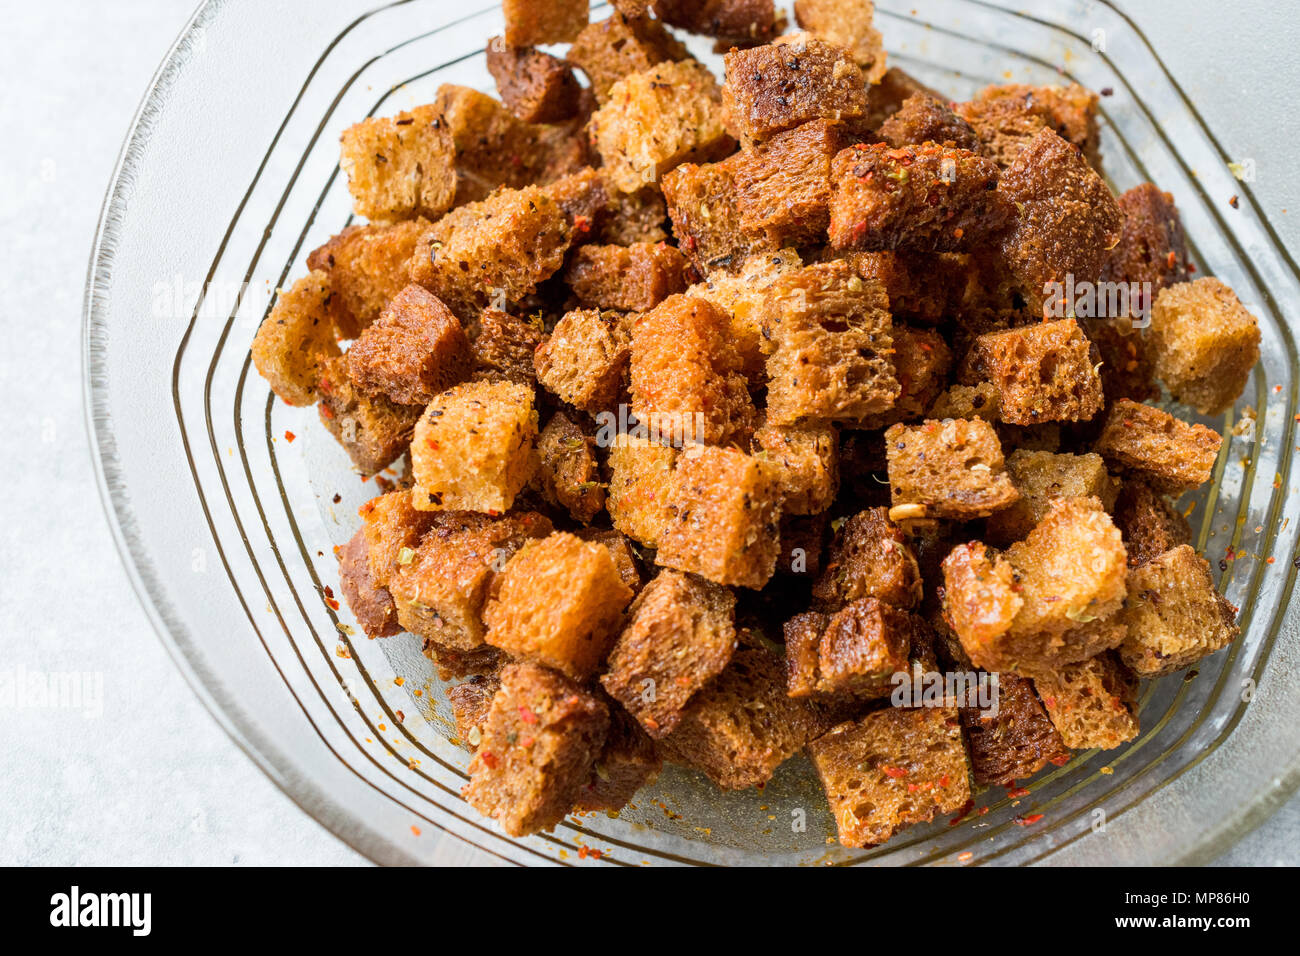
752 420 839 515
960 672 1069 786
503 0 588 46
879 94 984 152
654 0 784 49
449 673 502 751
470 309 545 385
251 271 341 407
307 219 429 339
1149 278 1261 415
1094 399 1222 496
1032 652 1139 750
565 242 691 312
974 83 1101 166
793 0 887 80
985 450 1120 546
656 445 785 589
567 12 690 104
662 157 779 276
864 67 943 129
541 167 607 245
424 640 505 682
954 96 1053 169
598 181 671 245
812 507 923 609
337 528 401 639
808 706 971 847
486 39 585 124
828 142 1011 252
843 250 967 325
662 648 834 789
534 308 631 413
862 325 955 428
785 597 914 700
1112 478 1192 568
722 34 871 146
885 418 1019 520
606 436 679 548
344 285 470 405
317 356 420 474
1119 544 1239 678
575 706 663 811
464 662 609 836
1100 182 1190 293
574 527 645 593
1083 316 1158 405
338 104 456 222
535 411 606 524
601 569 738 738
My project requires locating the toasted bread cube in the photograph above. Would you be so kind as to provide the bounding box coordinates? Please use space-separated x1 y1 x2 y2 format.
879 93 984 152
844 250 966 326
776 511 828 577
1113 478 1192 568
960 672 1069 786
885 418 1019 520
662 648 833 789
391 511 552 648
828 143 1011 253
809 707 971 847
607 436 679 548
358 490 437 588
251 271 341 406
464 662 609 836
1083 316 1158 405
575 707 663 811
1119 544 1239 678
996 129 1123 316
307 220 429 339
541 166 607 243
567 12 690 104
486 40 584 124
863 325 955 428
574 528 645 593
630 295 757 446
1149 278 1261 415
1033 653 1139 751
662 158 778 277
985 450 1120 546
470 309 545 385
654 0 784 49
928 381 1000 421
534 308 631 413
592 60 736 194
1101 182 1190 293
753 421 839 515
958 318 1104 425
317 356 420 474
785 597 914 700
954 96 1052 169
656 446 785 588
940 542 1024 654
729 120 853 246
763 262 899 426
812 507 923 609
1094 399 1222 496
535 411 605 524
337 528 401 639
410 380 539 512
344 285 470 405
975 83 1100 165
601 570 738 738
338 104 456 222
449 673 502 751
423 639 505 682
502 0 588 46
865 66 943 128
598 181 671 245
793 0 886 79
722 34 870 146
566 242 691 313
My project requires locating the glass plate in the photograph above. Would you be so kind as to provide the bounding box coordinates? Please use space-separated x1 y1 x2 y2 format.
85 0 1300 866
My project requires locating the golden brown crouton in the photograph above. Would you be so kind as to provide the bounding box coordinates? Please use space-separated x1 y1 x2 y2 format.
812 507 923 609
567 12 690 104
486 39 585 124
251 271 341 406
484 532 635 680
574 527 645 593
985 450 1120 546
534 308 631 413
337 528 402 639
317 356 421 474
409 380 539 513
974 83 1101 166
884 418 1019 520
661 158 779 277
954 96 1053 169
1094 399 1222 496
793 0 887 80
752 420 839 515
928 381 1001 422
344 284 470 405
565 242 691 313
862 325 955 428
307 219 430 339
535 411 606 524
469 309 545 385
338 104 456 222
1149 277 1261 415
785 597 914 700
1032 652 1139 751
449 673 501 751
502 0 588 46
358 489 437 589
606 436 679 548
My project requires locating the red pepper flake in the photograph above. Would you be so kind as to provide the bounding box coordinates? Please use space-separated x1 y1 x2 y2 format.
1188 262 1197 273
411 825 422 837
1167 251 1177 269
1014 813 1045 826
319 404 335 419
882 765 909 779
395 710 405 723
957 851 974 862
284 430 296 443
426 438 440 451
479 751 498 769
1049 753 1071 766
326 598 340 611
938 774 951 787
578 846 604 860
1006 785 1031 798
1229 195 1240 209
519 736 535 748
518 705 538 724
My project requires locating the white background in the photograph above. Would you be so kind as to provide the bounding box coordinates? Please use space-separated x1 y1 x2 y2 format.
1 0 1296 865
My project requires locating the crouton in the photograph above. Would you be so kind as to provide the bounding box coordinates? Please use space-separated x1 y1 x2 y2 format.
985 450 1119 545
654 0 784 49
424 640 504 682
662 158 779 276
344 285 470 405
928 381 1000 422
575 707 663 811
574 528 645 593
884 418 1019 520
607 436 679 548
960 672 1069 786
844 251 967 326
449 673 501 751
358 490 436 588
1083 316 1158 405
251 271 341 406
541 167 607 243
502 0 588 46
785 597 914 699
753 420 839 515
390 511 552 648
763 262 899 425
656 445 785 589
995 129 1123 316
793 0 887 80
535 411 606 524
940 542 1024 653
1149 277 1261 415
567 12 690 104
974 83 1101 166
463 662 609 836
721 34 871 146
337 528 401 639
486 39 585 124
879 94 984 152
591 60 736 194
862 325 955 428
534 308 631 413
317 356 421 474
307 219 429 339
484 532 635 680
1112 478 1193 568
828 143 1011 252
630 295 757 446
954 96 1052 169
1100 182 1190 293
812 507 923 609
662 649 833 789
565 242 691 312
864 66 943 129
1119 544 1239 678
1094 399 1222 496
1033 652 1139 751
808 707 971 847
409 380 539 513
410 185 573 321
470 309 545 385
338 104 456 222
601 569 738 738
599 182 671 245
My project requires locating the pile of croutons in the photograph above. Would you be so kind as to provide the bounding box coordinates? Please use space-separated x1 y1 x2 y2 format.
252 0 1260 849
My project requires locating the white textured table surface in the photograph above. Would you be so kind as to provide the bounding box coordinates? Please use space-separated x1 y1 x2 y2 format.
1 0 1296 866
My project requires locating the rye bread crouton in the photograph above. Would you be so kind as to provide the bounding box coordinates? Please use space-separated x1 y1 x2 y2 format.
784 597 914 700
878 94 984 152
251 271 341 407
1083 316 1159 406
1100 182 1190 293
985 450 1120 546
861 325 955 428
1149 277 1261 416
752 420 839 516
486 40 585 124
1032 652 1140 751
864 67 943 129
337 527 401 639
534 308 632 413
502 0 588 46
607 436 679 548
776 512 829 578
1094 399 1222 496
1112 478 1192 568
344 284 471 405
601 569 738 738
470 309 545 385
792 0 887 80
960 672 1069 786
535 411 606 524
338 104 456 222
307 219 430 339
449 673 502 751
317 355 421 474
654 0 785 50
884 418 1019 520
812 507 923 610
565 242 691 313
662 157 779 277
954 96 1053 169
974 83 1101 166
574 527 645 593
567 12 690 104
575 706 663 811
